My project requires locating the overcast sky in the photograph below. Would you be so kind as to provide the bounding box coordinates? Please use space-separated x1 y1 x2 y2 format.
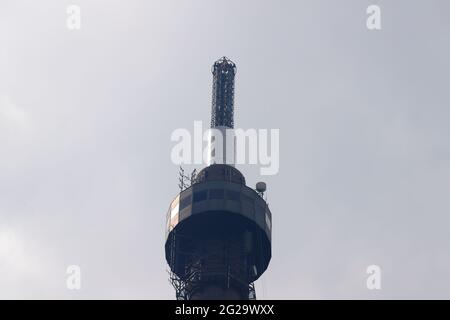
1 0 450 299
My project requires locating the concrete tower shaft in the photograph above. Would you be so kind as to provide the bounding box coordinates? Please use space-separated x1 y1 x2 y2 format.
165 165 271 300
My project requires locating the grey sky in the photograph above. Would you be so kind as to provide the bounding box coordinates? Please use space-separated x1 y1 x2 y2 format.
1 0 450 299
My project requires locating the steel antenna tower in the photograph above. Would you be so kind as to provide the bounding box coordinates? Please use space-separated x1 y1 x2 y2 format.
211 56 236 128
165 57 272 300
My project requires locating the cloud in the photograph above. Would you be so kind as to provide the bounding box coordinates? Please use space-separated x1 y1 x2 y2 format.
1 0 450 299
0 94 31 131
0 223 61 299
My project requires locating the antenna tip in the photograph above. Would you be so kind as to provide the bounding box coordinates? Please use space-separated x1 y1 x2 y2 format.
212 56 236 74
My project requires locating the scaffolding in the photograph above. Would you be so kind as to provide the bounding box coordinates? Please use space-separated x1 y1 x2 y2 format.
168 228 256 300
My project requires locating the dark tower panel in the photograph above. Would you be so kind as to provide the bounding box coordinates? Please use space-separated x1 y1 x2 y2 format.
211 56 236 129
